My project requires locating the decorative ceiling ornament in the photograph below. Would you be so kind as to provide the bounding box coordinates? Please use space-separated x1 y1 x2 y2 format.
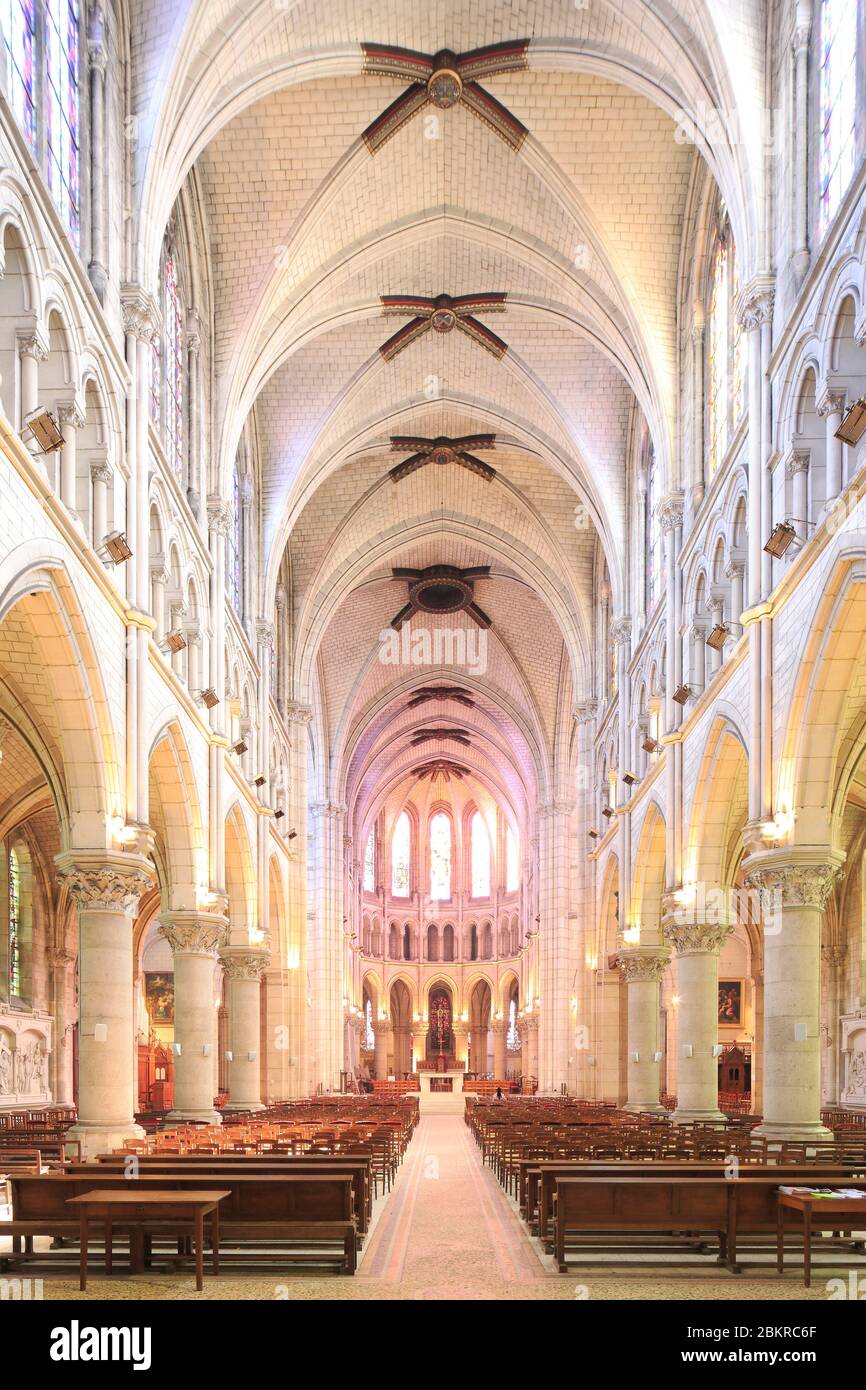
414 759 468 782
410 728 472 748
389 564 492 629
379 292 508 362
407 686 475 709
388 434 496 483
361 41 529 154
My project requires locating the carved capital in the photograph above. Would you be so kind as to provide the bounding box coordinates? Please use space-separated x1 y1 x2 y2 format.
573 699 599 725
617 947 670 983
610 617 632 648
821 943 847 968
371 1018 390 1037
311 800 347 820
90 460 113 485
120 285 160 343
17 330 48 362
57 401 86 431
663 920 733 956
537 798 574 820
219 947 271 981
816 387 847 419
285 702 313 726
736 278 775 332
744 858 842 911
186 310 202 355
256 620 275 651
658 492 685 536
158 914 228 957
57 856 154 915
207 495 232 536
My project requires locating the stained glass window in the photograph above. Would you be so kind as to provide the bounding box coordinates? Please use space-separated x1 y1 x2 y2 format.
644 438 661 612
391 811 410 897
707 237 729 473
364 998 374 1051
363 829 375 892
163 251 184 476
506 825 519 893
45 0 80 246
1 0 36 150
8 846 21 996
730 242 744 426
819 0 858 237
507 997 518 1051
429 811 451 900
470 812 490 898
227 464 241 610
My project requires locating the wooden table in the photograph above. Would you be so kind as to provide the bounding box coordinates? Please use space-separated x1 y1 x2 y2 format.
67 1189 230 1291
777 1191 866 1287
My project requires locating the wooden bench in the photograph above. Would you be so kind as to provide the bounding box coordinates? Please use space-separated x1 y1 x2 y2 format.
87 1154 373 1236
3 1172 358 1275
550 1172 866 1273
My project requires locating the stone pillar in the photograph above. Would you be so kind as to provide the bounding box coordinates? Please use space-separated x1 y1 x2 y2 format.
690 623 706 693
452 1020 469 1070
150 564 169 645
617 947 670 1113
818 386 846 505
57 402 85 514
787 450 810 543
471 1025 488 1075
159 914 228 1123
18 332 47 433
50 947 76 1107
790 5 812 284
524 1014 539 1083
220 946 270 1112
392 1026 412 1078
664 916 733 1121
186 313 202 510
90 461 111 548
55 854 153 1155
491 1019 507 1079
726 560 745 638
309 801 346 1092
185 627 203 696
744 852 841 1139
372 1018 390 1079
821 944 846 1103
659 496 684 733
87 17 107 300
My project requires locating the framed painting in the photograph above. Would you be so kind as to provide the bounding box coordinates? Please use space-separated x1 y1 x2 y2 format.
718 979 743 1028
145 972 175 1024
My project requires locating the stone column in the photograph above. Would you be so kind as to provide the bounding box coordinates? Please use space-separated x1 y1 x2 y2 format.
790 4 812 284
18 331 47 433
90 461 111 549
55 854 153 1155
726 560 745 638
452 1020 469 1070
817 386 846 505
491 1018 507 1079
617 947 670 1113
392 1026 411 1078
372 1018 390 1079
659 495 684 733
185 313 202 510
150 564 169 645
159 913 228 1123
50 947 76 1107
220 946 270 1112
744 852 841 1139
87 17 107 300
787 450 810 543
309 801 346 1092
690 622 706 693
57 402 85 515
664 915 733 1121
471 1025 488 1074
523 1014 539 1083
821 943 846 1104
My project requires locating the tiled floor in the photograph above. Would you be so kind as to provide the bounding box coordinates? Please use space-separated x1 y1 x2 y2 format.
4 1117 855 1300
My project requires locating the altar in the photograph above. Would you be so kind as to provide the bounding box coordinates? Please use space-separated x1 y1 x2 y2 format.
417 1073 464 1095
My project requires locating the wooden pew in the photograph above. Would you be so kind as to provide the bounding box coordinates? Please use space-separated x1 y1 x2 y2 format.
551 1172 866 1273
4 1172 358 1275
86 1155 373 1236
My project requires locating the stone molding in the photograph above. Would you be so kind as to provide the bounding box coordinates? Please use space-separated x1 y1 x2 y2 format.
663 921 733 956
219 947 271 981
617 947 670 983
207 496 232 536
56 855 154 915
158 914 228 957
120 284 160 343
743 856 842 910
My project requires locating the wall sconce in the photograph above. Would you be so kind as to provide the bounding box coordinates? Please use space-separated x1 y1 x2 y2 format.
93 1022 108 1043
233 740 248 756
586 1055 596 1068
247 1050 257 1062
706 624 730 652
274 808 285 820
834 396 866 446
682 1043 693 1058
201 688 219 709
622 770 637 786
254 774 265 787
225 1050 233 1062
601 805 615 819
671 994 682 1007
588 828 601 840
22 408 64 453
102 530 132 564
764 522 796 558
642 735 659 753
712 1044 724 1058
165 629 187 653
672 684 692 705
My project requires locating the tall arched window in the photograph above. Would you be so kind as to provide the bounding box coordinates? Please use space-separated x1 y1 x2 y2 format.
706 213 743 475
506 825 519 893
363 829 375 892
226 461 242 611
363 998 374 1051
45 0 80 246
8 844 21 995
161 242 184 477
1 1 37 150
507 996 518 1051
429 811 451 900
819 0 858 236
644 436 661 613
391 811 410 897
470 811 490 898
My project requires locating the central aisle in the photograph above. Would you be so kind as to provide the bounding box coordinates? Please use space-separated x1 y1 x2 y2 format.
357 1114 550 1297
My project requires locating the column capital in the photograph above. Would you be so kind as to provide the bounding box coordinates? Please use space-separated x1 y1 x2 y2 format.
663 920 733 956
371 1018 391 1036
311 800 346 820
521 1013 539 1034
616 946 670 983
219 946 271 980
743 850 844 910
56 852 154 914
785 447 810 477
537 798 573 820
821 943 847 967
572 698 598 725
736 276 775 332
285 701 313 726
610 616 632 647
56 400 86 431
658 492 685 535
90 459 113 485
207 495 232 535
724 558 745 582
17 329 48 362
50 947 76 968
186 310 203 355
158 912 228 957
120 284 160 343
816 385 847 418
256 619 275 650
490 1019 508 1037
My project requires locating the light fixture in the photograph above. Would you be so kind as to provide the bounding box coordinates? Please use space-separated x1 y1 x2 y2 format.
274 808 285 819
706 624 730 652
642 735 659 753
254 774 265 787
622 770 637 786
22 408 64 453
233 740 248 756
165 629 187 653
201 688 219 709
588 828 601 840
672 684 692 705
225 1050 233 1062
601 805 614 819
287 829 297 839
93 1022 108 1043
764 521 796 558
102 530 132 564
834 396 866 446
